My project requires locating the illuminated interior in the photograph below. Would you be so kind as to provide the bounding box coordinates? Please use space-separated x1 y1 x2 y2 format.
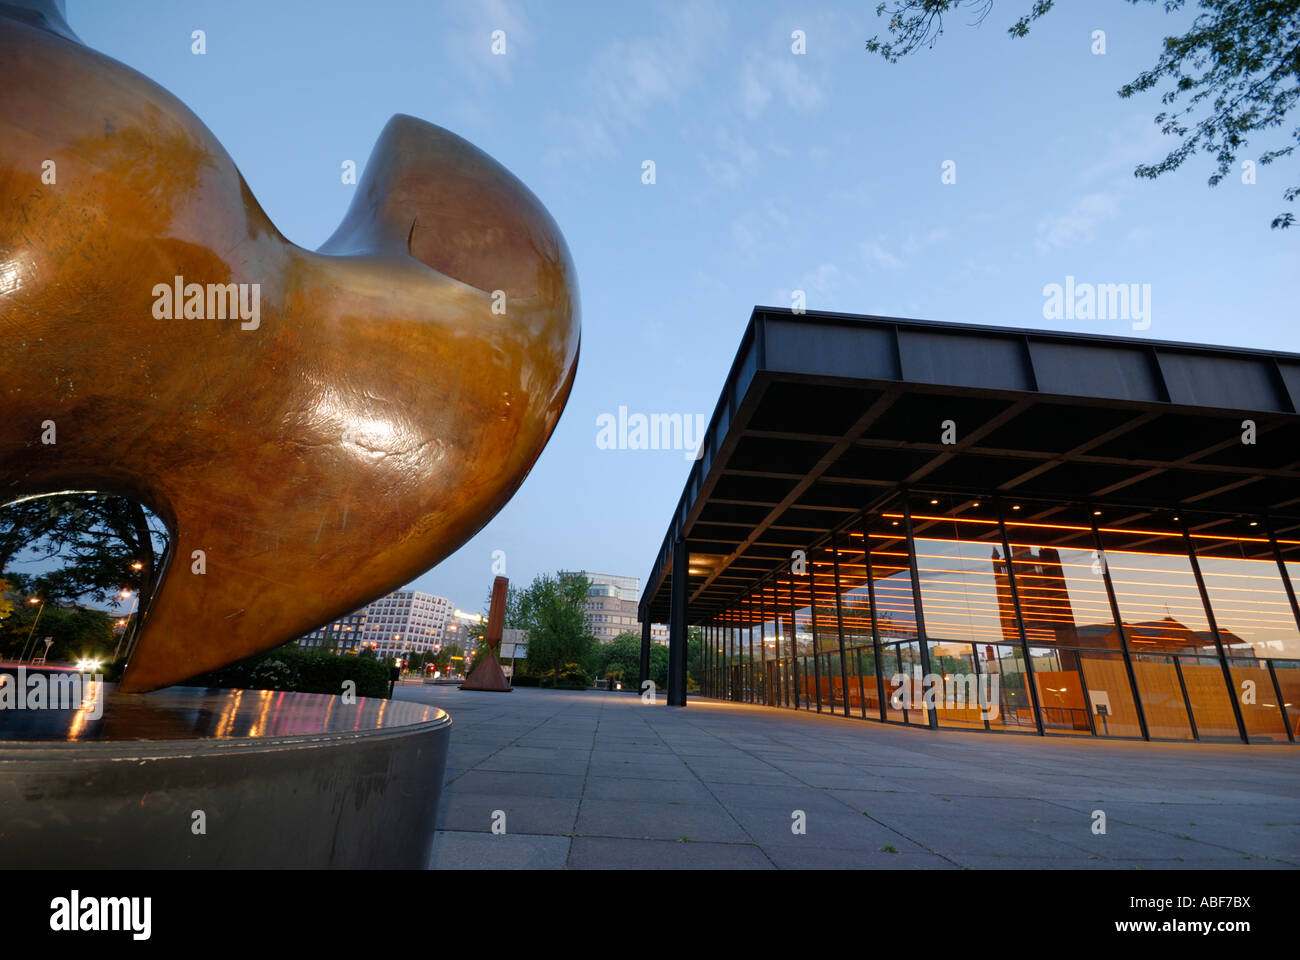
700 491 1300 743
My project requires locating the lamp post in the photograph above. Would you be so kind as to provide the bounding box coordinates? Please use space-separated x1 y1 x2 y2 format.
113 589 137 662
19 597 45 663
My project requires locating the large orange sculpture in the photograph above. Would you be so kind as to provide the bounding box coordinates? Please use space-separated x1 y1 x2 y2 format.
0 2 580 691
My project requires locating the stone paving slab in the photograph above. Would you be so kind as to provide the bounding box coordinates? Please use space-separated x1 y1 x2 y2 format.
396 686 1300 870
436 793 579 835
427 831 571 869
567 837 773 869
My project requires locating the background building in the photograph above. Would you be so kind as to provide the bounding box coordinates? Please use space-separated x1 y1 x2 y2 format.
562 571 662 643
297 589 454 660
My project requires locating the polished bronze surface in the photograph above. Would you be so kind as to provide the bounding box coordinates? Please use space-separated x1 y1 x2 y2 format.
0 6 581 691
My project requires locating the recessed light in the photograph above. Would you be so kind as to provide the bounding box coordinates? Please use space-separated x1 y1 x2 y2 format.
1249 521 1258 527
1011 505 1021 511
1093 510 1102 516
972 502 980 508
930 499 939 505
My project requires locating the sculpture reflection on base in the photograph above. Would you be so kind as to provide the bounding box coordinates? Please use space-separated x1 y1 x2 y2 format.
0 2 580 691
0 684 452 868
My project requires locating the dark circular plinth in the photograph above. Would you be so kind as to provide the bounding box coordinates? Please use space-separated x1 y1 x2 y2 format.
0 683 451 868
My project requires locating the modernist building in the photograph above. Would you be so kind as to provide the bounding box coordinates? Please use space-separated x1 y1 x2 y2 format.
639 308 1300 744
564 571 666 642
297 589 454 659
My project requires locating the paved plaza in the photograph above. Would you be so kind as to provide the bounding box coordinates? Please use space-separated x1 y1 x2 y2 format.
394 685 1300 870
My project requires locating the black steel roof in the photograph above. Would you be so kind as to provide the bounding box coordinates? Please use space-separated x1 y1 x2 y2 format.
640 307 1300 623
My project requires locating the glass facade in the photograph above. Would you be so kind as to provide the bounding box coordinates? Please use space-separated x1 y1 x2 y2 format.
699 491 1300 744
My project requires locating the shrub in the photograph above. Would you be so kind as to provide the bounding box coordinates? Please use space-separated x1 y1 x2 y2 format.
555 661 589 690
180 645 390 699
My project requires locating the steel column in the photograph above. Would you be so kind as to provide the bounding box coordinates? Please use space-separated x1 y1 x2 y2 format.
901 497 938 729
1091 518 1151 741
1181 520 1249 743
994 500 1046 735
667 538 688 707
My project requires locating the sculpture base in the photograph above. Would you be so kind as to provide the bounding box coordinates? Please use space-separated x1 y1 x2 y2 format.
0 684 451 868
459 650 512 692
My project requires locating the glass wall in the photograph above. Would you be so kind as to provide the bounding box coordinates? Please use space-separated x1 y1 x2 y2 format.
1096 513 1239 741
834 528 878 719
703 492 1299 745
1001 501 1141 739
865 504 927 726
904 493 1027 732
809 544 846 715
792 568 816 711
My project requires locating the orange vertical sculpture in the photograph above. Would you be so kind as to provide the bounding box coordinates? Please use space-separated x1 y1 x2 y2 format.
460 576 512 692
0 4 580 691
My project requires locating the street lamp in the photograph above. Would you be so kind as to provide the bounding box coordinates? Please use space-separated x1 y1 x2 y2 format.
19 597 45 663
113 589 138 662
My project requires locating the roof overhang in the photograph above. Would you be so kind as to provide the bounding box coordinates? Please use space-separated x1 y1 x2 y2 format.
641 308 1300 623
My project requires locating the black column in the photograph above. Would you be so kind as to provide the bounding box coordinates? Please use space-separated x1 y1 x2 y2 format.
901 497 938 729
995 500 1046 736
638 607 651 693
667 538 688 707
831 532 852 717
862 513 887 722
1181 520 1249 743
1091 518 1151 741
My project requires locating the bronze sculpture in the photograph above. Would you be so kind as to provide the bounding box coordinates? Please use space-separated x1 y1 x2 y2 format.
460 576 512 691
0 2 580 692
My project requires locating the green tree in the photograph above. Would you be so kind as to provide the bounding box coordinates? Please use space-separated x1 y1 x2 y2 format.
0 603 116 663
0 577 14 623
865 0 1300 229
1 494 168 659
513 572 596 687
596 630 642 681
686 626 704 691
648 643 669 690
594 630 678 691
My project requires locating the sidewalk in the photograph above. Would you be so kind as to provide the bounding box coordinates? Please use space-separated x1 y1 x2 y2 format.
395 686 1300 870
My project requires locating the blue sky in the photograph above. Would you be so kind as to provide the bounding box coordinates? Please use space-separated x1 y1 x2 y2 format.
68 0 1297 616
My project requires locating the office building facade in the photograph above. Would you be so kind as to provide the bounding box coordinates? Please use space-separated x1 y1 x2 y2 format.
297 589 454 660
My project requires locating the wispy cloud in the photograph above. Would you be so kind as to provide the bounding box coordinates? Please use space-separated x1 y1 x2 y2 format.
440 0 532 87
740 57 826 119
1078 114 1171 186
858 228 951 271
861 240 905 270
543 1 728 166
800 262 841 304
701 129 760 189
1035 192 1119 251
731 200 792 259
